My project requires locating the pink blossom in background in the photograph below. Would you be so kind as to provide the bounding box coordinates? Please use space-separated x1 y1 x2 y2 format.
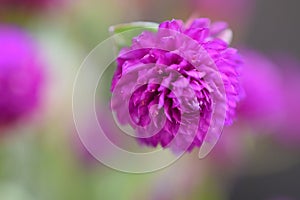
0 25 45 131
111 18 243 153
237 50 285 131
237 50 300 146
211 51 300 162
209 50 286 165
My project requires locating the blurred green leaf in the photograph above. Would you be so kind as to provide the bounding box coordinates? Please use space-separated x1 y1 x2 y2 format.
109 21 159 35
109 21 159 53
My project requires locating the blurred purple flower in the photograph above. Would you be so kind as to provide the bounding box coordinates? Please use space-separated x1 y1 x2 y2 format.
0 25 44 130
111 19 243 153
237 50 285 131
211 51 300 162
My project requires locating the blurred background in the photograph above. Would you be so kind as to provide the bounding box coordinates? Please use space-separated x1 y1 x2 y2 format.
0 0 300 199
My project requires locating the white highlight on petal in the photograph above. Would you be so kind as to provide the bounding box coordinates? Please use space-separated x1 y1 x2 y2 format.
216 29 233 45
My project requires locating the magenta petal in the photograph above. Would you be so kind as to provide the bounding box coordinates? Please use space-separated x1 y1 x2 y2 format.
159 19 184 31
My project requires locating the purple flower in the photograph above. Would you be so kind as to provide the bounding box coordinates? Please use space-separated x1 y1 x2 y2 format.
210 50 285 162
237 50 285 130
209 49 286 163
0 25 44 129
111 19 243 153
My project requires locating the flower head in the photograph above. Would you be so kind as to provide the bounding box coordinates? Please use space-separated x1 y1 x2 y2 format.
238 50 285 130
0 25 44 129
111 19 242 153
